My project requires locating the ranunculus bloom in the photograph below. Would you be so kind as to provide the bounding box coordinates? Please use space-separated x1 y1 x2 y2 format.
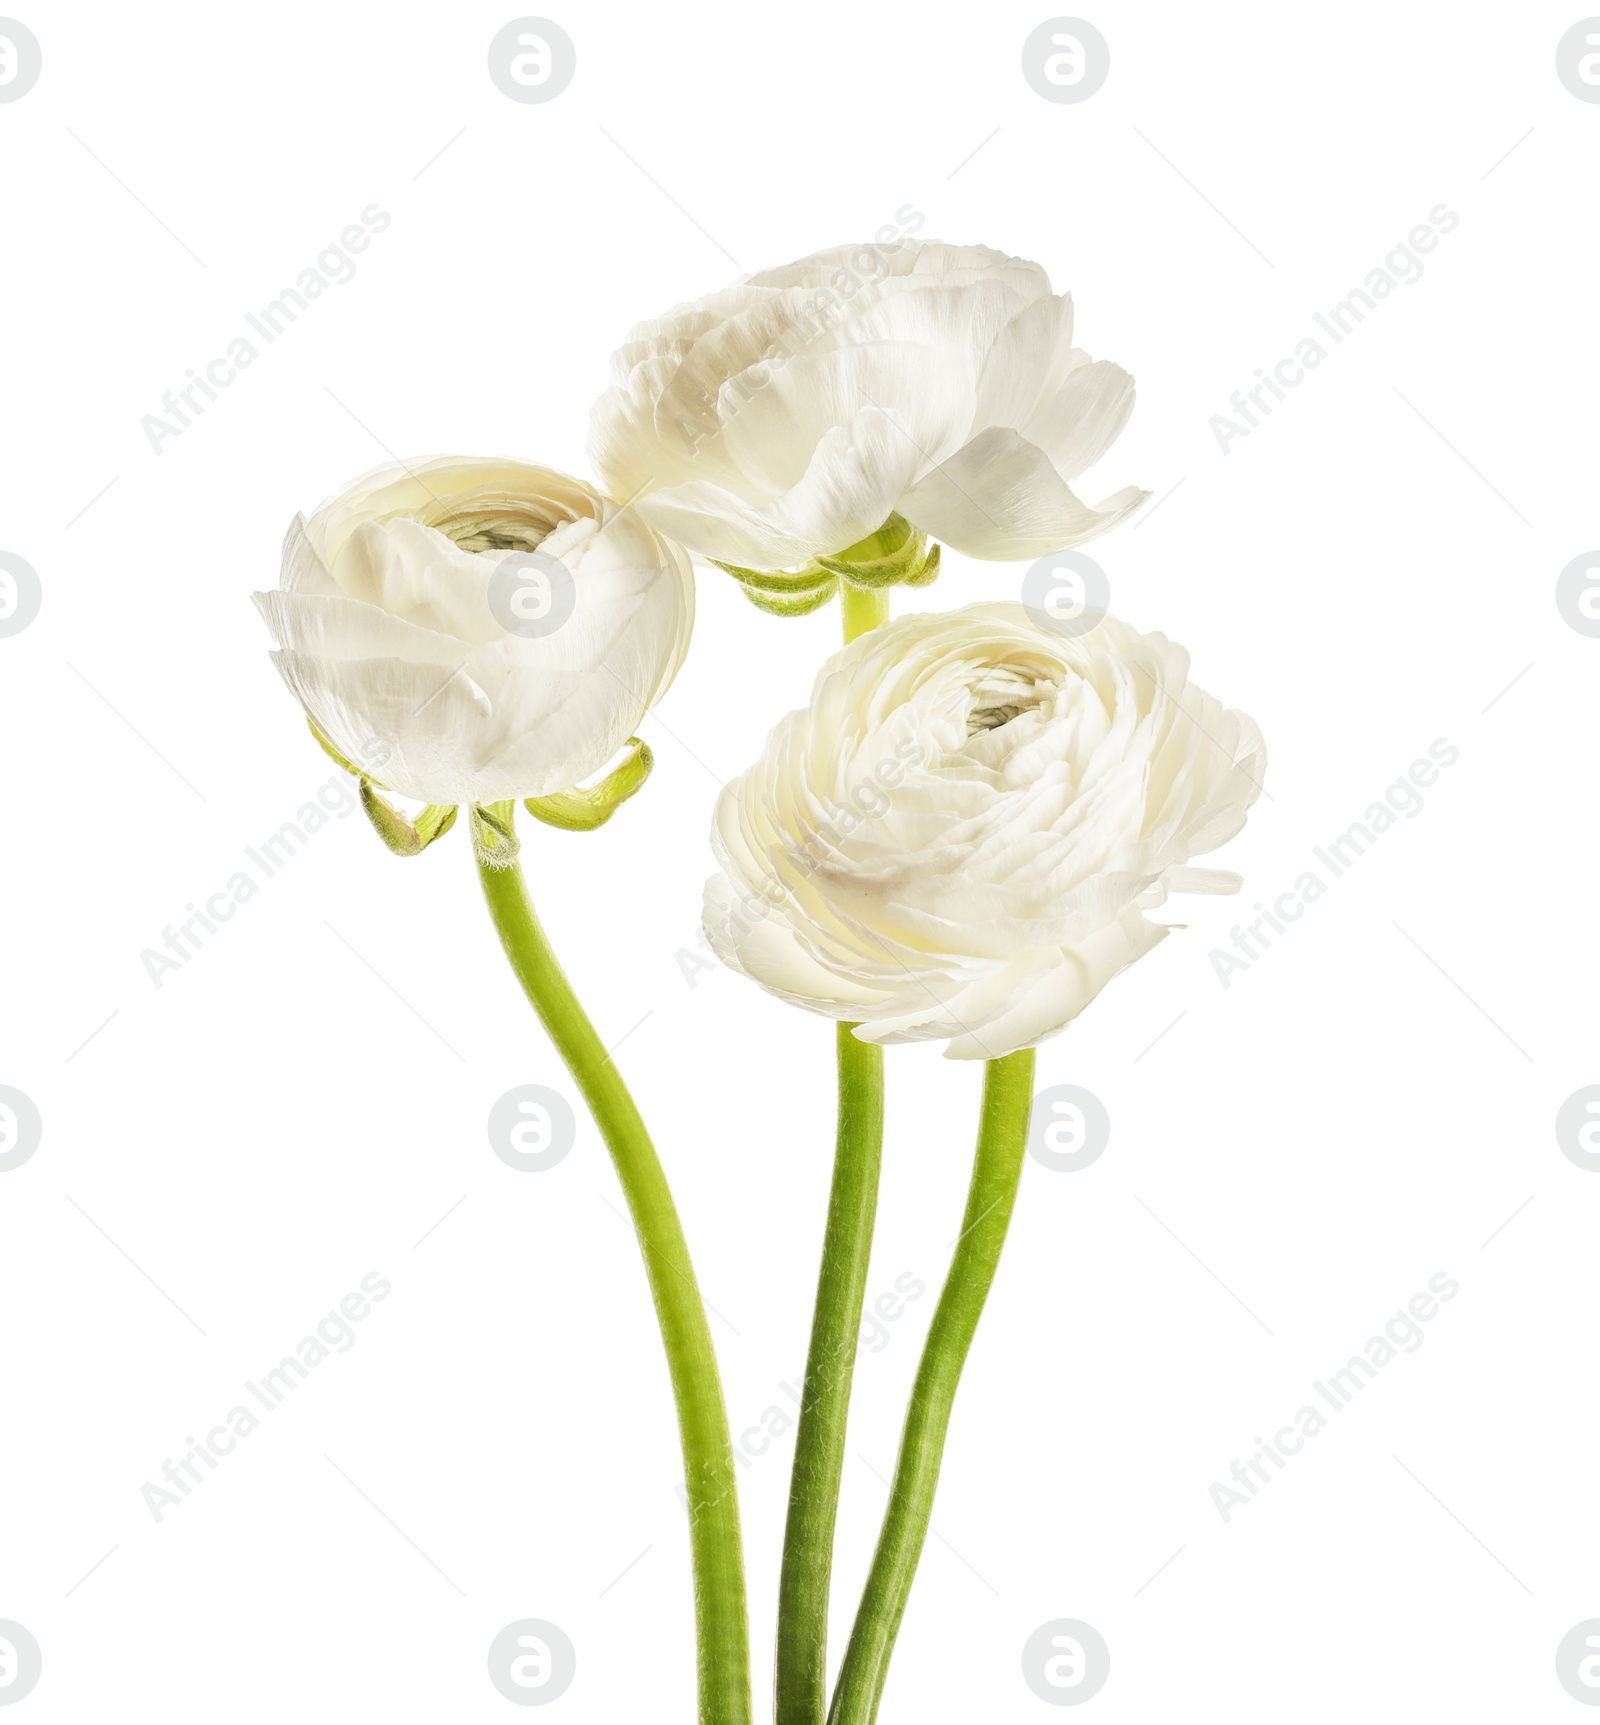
254 458 693 805
704 604 1265 1059
589 242 1147 572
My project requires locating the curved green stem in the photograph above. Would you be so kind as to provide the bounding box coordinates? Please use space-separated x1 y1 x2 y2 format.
827 1049 1036 1725
476 838 751 1725
775 1026 884 1725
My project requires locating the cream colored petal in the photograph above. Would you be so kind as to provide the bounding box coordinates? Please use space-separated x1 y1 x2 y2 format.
970 293 1080 434
638 409 925 569
718 344 977 495
1022 358 1137 482
267 649 493 803
898 428 1148 559
702 875 886 1016
280 513 344 598
940 916 1168 1059
253 589 467 666
332 518 500 643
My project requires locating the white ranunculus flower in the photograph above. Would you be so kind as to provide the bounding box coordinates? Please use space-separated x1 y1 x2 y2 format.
589 241 1147 575
704 604 1265 1059
254 457 694 805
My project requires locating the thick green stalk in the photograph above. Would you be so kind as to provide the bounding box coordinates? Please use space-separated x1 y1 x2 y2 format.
774 1025 885 1725
476 843 751 1725
840 583 890 642
827 1049 1036 1725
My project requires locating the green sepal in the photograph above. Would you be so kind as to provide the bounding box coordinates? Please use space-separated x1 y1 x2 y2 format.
739 579 840 617
815 514 930 589
816 512 915 566
525 738 654 832
358 782 458 856
470 801 521 869
710 515 941 617
711 558 840 617
309 719 456 856
711 560 837 597
901 540 941 588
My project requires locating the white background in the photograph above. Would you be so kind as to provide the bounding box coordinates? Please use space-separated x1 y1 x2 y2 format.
3 1 1597 1718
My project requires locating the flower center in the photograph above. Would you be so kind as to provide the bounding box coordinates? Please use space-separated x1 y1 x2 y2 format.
439 519 549 556
421 492 590 558
964 667 1049 738
967 703 1030 735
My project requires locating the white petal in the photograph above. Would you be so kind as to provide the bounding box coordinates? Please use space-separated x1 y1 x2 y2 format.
639 409 924 568
268 649 493 803
718 345 976 496
702 875 885 1015
940 916 1168 1059
332 518 501 643
305 457 597 562
970 293 1079 435
1022 358 1137 481
280 514 344 598
253 589 467 666
898 428 1148 558
1162 866 1244 896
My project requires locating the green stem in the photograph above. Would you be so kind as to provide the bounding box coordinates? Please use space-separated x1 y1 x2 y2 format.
774 1026 885 1725
840 583 890 643
771 576 891 1720
476 840 751 1725
827 1049 1036 1725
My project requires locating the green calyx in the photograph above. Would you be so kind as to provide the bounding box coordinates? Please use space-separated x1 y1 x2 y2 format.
524 737 653 832
713 514 941 617
359 784 458 856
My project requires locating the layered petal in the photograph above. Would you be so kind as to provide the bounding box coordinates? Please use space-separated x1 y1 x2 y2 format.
636 410 926 570
897 429 1149 559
